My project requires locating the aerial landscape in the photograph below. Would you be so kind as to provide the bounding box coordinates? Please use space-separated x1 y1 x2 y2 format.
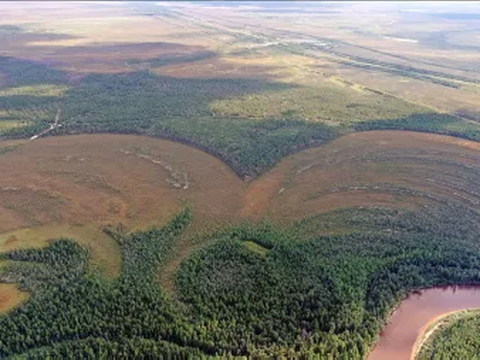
1 1 480 358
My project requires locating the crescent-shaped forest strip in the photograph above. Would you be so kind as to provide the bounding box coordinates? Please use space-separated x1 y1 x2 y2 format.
1 54 480 181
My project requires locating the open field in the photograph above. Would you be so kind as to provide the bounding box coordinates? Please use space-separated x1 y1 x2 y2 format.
169 2 480 116
0 134 245 280
0 134 244 231
242 130 480 221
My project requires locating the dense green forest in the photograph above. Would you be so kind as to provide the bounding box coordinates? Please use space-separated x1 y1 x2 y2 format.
1 56 479 178
0 56 339 178
417 311 480 360
1 202 480 358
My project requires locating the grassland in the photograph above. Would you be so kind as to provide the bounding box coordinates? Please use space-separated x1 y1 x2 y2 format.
0 134 247 280
209 82 428 124
240 130 480 221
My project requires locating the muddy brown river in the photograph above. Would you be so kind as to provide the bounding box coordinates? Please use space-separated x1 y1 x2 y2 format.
369 285 480 360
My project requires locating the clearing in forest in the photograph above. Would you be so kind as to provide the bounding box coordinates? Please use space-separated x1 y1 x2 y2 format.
0 283 28 314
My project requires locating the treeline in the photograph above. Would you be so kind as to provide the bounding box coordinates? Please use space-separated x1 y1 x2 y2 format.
48 115 337 180
353 113 480 142
0 239 88 292
0 57 67 87
127 50 217 69
148 117 337 179
417 311 480 360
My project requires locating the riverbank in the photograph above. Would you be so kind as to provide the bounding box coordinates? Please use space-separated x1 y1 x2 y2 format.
369 286 480 360
414 309 480 359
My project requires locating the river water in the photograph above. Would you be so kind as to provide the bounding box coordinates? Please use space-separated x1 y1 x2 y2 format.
369 285 480 360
